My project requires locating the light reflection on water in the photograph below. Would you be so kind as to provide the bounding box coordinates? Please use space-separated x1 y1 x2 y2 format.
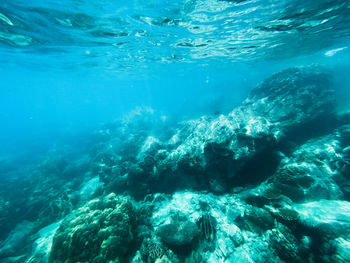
0 0 349 70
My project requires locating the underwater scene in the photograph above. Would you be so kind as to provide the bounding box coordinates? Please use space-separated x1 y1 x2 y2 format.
1 0 350 262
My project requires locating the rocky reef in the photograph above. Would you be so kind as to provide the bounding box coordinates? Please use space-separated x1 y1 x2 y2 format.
49 193 138 263
1 66 350 263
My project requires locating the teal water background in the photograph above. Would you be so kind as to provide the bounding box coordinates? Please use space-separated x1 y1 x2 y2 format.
1 0 350 158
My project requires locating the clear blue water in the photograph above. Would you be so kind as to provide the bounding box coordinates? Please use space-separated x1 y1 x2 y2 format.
1 1 350 262
1 0 350 157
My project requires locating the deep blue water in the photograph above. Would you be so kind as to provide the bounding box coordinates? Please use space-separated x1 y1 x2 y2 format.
1 1 350 263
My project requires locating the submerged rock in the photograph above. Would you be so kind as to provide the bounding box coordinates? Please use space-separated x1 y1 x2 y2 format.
89 66 337 197
231 235 276 263
323 237 350 263
294 200 350 238
156 220 199 247
270 133 343 201
148 191 283 262
147 66 336 192
238 206 274 233
0 221 35 260
269 223 302 263
26 221 61 263
49 193 138 263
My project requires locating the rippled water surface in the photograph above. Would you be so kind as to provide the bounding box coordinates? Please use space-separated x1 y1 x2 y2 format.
1 0 350 70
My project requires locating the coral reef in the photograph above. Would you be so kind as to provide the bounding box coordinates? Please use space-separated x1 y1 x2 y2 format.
1 66 350 263
49 193 138 263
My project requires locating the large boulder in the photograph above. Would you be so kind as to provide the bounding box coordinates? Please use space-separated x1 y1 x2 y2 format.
156 220 199 247
158 66 336 188
270 133 343 201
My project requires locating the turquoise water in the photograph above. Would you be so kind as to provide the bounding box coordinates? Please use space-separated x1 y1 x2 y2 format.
0 1 350 262
1 0 350 155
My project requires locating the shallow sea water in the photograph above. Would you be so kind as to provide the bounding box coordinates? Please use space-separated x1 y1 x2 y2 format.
0 0 350 262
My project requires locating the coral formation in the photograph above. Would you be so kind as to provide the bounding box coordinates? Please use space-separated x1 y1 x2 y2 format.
1 66 350 263
49 193 138 263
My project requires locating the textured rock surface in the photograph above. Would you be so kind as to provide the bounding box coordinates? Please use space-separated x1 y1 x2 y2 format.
270 132 344 201
156 220 199 247
326 238 350 263
294 200 350 237
155 67 336 190
1 66 350 263
92 66 338 197
49 193 138 263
